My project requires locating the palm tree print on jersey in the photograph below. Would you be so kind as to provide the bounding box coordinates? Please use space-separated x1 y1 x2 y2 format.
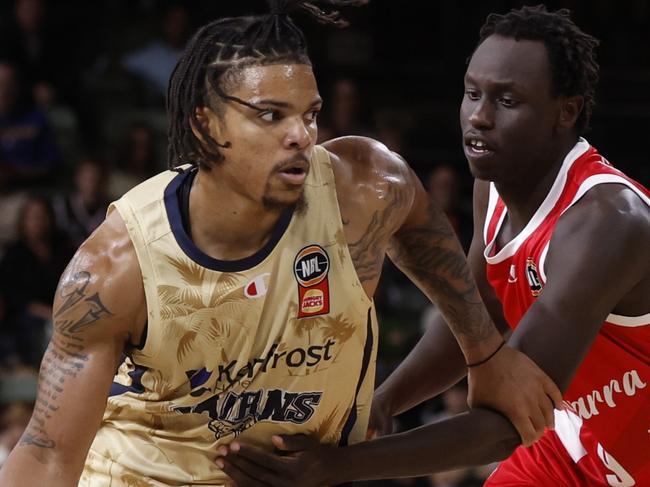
288 309 358 376
157 256 250 369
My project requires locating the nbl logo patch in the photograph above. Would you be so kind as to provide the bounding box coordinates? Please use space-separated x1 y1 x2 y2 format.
525 257 543 297
294 245 330 318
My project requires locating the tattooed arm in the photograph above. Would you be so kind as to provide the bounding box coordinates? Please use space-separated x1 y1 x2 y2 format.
383 178 562 444
328 137 560 445
327 136 500 352
0 210 146 487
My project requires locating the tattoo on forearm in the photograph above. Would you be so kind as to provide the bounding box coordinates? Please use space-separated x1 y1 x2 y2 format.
389 202 493 344
348 181 411 284
20 271 112 450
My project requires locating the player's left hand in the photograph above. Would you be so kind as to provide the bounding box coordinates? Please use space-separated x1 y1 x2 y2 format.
216 434 333 487
467 344 564 447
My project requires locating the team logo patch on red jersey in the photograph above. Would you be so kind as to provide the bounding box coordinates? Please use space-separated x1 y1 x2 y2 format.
294 245 330 318
525 257 543 297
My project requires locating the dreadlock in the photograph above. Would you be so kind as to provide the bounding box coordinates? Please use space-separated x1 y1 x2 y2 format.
477 5 600 135
167 0 367 170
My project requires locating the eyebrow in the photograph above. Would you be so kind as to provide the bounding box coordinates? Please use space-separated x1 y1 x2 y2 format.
249 97 323 109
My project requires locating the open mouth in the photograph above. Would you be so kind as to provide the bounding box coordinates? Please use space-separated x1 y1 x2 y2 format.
281 167 306 175
467 138 492 153
278 165 308 185
464 137 495 159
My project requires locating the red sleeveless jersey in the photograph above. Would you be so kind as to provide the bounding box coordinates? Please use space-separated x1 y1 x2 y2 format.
483 139 650 486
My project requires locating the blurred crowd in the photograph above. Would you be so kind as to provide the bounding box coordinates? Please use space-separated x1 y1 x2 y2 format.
0 1 648 485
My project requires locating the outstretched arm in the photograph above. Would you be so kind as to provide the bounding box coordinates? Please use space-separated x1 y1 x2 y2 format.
386 176 561 444
0 211 145 487
370 180 503 433
218 184 650 485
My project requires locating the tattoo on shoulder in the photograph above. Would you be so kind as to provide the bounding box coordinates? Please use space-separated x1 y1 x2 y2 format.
19 271 113 450
348 180 411 285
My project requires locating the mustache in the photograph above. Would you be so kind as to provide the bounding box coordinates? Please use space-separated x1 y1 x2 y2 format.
272 154 310 172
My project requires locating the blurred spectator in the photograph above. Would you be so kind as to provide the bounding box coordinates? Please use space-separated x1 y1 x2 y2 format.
0 292 9 364
0 0 76 107
121 3 191 102
318 77 373 142
374 108 414 155
421 379 469 425
108 121 161 199
418 380 486 487
0 369 37 466
0 60 60 189
53 157 109 248
0 196 73 367
0 192 27 254
0 401 32 466
0 60 59 251
426 164 472 250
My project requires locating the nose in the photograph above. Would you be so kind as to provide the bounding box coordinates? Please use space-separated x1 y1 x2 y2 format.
468 98 494 131
284 118 312 150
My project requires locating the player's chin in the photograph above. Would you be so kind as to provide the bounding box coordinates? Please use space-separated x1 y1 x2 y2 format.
467 159 498 182
261 188 305 212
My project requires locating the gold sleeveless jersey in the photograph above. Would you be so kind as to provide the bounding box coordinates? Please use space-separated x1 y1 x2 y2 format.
80 146 378 486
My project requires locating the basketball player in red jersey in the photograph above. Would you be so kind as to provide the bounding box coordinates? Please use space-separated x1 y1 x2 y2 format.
217 6 650 486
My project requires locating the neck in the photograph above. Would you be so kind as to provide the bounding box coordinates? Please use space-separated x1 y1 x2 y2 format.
495 136 579 231
188 169 287 261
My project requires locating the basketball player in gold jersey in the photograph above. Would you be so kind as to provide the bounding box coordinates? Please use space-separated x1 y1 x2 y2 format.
0 1 562 485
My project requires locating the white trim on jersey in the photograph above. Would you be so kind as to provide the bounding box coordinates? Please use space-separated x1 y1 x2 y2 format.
484 138 590 264
484 182 501 245
538 241 550 284
561 174 650 216
554 409 588 463
606 312 650 327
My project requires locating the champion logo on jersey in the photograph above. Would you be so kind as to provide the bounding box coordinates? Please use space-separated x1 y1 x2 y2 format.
525 258 543 297
244 273 271 299
293 245 330 318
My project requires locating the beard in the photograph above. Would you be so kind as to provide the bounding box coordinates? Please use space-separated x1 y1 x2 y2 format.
260 153 310 215
261 189 308 216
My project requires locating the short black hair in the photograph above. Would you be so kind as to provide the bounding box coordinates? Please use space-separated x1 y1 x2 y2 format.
477 5 600 135
167 0 366 170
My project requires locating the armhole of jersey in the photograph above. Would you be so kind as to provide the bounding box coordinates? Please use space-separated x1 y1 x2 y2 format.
561 174 650 215
338 307 377 446
309 145 327 185
315 145 373 308
539 241 550 284
483 182 500 245
559 174 650 327
110 199 162 361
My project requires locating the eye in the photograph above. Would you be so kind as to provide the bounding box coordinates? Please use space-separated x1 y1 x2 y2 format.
499 97 518 108
259 110 282 122
305 110 320 123
464 89 480 101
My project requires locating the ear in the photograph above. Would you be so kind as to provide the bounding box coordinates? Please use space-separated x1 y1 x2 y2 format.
557 95 584 132
190 106 223 142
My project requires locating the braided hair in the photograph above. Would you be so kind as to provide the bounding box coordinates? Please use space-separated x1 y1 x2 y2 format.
477 5 600 135
167 0 367 169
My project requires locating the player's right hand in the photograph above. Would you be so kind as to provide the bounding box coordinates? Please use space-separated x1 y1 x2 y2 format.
467 345 564 447
367 393 394 439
